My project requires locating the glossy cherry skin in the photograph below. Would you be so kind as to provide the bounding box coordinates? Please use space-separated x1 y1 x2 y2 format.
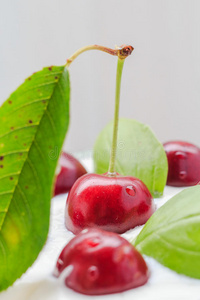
164 141 200 187
54 152 87 196
65 173 155 234
54 228 149 295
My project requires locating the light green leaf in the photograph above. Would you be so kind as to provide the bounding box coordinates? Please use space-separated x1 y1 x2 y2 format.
93 118 168 197
135 186 200 279
0 65 70 290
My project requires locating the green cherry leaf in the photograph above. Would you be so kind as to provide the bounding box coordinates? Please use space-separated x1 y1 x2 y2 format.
134 185 200 279
0 65 70 290
93 118 168 197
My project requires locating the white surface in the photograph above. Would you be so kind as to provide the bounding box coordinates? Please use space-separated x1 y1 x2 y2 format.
1 156 200 300
1 1 200 152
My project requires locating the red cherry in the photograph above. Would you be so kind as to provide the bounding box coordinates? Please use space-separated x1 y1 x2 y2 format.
54 228 149 295
65 173 155 234
163 141 200 187
54 152 87 196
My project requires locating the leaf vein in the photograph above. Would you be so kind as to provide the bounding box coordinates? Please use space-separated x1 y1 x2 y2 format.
57 81 65 100
0 191 14 196
153 232 200 256
0 150 28 158
20 81 57 94
33 140 48 168
0 172 20 181
27 158 42 191
0 124 38 140
45 110 56 134
6 97 50 116
17 185 33 225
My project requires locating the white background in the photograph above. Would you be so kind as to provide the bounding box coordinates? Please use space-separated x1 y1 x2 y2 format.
0 0 200 153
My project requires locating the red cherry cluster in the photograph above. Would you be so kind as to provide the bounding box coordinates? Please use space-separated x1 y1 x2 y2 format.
53 44 152 295
53 44 200 296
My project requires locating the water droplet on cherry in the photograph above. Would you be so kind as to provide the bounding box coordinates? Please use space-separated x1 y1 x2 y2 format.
87 266 99 281
126 185 136 196
174 151 187 160
87 237 100 247
179 171 187 179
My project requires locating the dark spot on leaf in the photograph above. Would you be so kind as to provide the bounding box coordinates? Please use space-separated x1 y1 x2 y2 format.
10 177 13 180
10 127 14 130
28 77 31 80
0 156 4 161
23 143 27 147
15 136 18 139
32 72 36 75
42 100 46 104
49 145 52 149
55 76 58 79
25 186 29 189
38 89 40 92
8 100 12 104
19 152 23 156
0 165 3 168
48 66 53 71
29 120 33 124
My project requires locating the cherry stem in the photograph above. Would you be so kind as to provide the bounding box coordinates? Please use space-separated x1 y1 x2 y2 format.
66 44 134 67
108 58 125 175
65 44 134 175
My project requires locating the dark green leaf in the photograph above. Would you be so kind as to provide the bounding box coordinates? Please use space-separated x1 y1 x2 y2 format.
135 186 200 279
0 65 70 290
93 118 168 197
